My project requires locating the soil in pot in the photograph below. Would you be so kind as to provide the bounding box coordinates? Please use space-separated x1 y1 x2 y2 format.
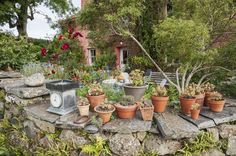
209 100 225 112
94 105 115 123
123 85 147 101
77 104 90 116
140 106 154 121
86 94 105 111
195 93 205 107
179 96 196 115
115 103 138 119
190 109 200 120
151 96 169 113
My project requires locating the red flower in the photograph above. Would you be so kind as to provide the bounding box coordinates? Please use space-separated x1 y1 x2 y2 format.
41 48 47 57
68 27 74 34
58 34 63 41
61 43 70 50
52 70 56 74
73 31 83 38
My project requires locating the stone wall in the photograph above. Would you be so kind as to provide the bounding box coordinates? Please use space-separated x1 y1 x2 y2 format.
0 71 236 156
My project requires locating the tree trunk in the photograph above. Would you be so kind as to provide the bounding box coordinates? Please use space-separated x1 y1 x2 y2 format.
17 2 28 37
158 0 168 20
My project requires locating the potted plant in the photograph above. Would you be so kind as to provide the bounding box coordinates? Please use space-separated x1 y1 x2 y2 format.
202 82 216 106
94 99 115 123
139 98 154 121
21 63 45 87
86 83 105 111
187 83 205 106
180 88 196 115
151 85 169 113
115 95 137 119
77 97 90 116
190 103 201 120
209 93 225 112
124 69 147 101
112 69 124 81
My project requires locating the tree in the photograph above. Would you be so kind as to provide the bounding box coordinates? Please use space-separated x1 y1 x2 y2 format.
0 0 75 37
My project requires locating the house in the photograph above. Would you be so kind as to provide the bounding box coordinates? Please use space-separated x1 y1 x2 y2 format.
75 0 141 68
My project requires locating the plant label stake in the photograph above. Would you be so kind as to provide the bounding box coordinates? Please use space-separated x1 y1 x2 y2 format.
160 79 167 87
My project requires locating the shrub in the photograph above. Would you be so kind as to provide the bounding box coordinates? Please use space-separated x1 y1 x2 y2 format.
129 56 153 71
0 32 39 69
93 52 116 70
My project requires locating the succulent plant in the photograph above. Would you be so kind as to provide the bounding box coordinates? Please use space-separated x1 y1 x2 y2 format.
111 69 122 78
78 97 89 106
119 95 135 106
21 62 43 77
182 86 196 98
88 83 104 96
152 85 168 97
97 98 114 111
129 69 145 86
184 83 204 96
191 103 200 110
210 92 224 101
140 97 153 108
201 82 215 92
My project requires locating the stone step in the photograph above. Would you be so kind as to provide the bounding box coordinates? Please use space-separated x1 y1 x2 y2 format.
0 71 22 79
153 112 199 139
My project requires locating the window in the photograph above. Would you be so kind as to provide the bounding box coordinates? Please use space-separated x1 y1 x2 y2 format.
89 48 96 64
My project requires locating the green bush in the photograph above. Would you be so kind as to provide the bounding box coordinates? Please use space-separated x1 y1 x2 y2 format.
129 55 153 71
93 52 116 70
0 32 40 69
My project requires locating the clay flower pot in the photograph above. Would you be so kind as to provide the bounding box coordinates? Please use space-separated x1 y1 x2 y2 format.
123 85 148 101
114 103 138 119
204 92 214 106
94 105 115 123
77 103 90 116
139 106 154 121
179 96 196 115
151 96 169 113
209 99 225 112
195 93 205 107
86 94 106 111
190 109 200 120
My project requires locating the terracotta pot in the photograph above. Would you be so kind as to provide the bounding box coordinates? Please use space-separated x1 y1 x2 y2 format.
77 104 90 116
209 99 225 112
190 109 200 120
195 93 205 107
94 105 115 123
204 92 214 106
86 94 105 111
179 96 196 115
151 96 169 113
114 103 138 119
139 106 154 121
123 85 147 101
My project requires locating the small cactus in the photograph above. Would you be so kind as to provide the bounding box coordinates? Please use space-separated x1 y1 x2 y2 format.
129 69 145 86
201 82 215 92
191 103 200 110
78 97 89 106
88 83 104 96
119 95 135 106
152 85 167 97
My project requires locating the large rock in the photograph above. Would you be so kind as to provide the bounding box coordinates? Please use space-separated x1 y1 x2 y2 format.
226 136 236 155
134 131 147 142
219 124 236 139
5 94 45 106
154 112 199 139
199 149 225 156
102 118 152 133
143 134 182 155
24 73 45 87
0 78 24 90
39 135 55 148
23 120 41 139
109 133 141 156
59 130 89 146
207 128 219 141
0 71 22 79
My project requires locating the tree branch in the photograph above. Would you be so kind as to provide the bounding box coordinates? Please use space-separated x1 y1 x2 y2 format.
28 5 34 20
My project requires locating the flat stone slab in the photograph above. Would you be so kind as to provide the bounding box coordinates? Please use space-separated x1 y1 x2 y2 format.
6 85 49 99
0 78 24 89
0 71 22 79
24 101 60 123
179 114 216 129
225 98 236 107
154 112 199 139
200 107 236 125
5 94 46 106
102 112 152 133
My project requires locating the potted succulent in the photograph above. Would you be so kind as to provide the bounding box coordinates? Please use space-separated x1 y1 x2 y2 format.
139 98 154 121
209 93 225 112
190 103 201 120
112 69 124 81
115 95 137 119
86 83 105 111
180 88 196 115
77 97 90 116
187 83 205 106
151 85 169 113
21 63 45 87
124 69 147 101
202 82 216 106
94 99 115 123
